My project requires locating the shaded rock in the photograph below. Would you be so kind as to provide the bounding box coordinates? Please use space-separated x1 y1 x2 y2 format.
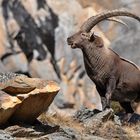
5 123 59 138
0 130 14 140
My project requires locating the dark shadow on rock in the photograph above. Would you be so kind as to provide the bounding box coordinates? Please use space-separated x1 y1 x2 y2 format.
37 0 46 9
4 119 60 138
0 51 22 62
15 71 31 77
1 0 15 51
19 122 60 134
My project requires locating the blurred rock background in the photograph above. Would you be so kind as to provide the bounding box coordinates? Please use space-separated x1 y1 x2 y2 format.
0 0 140 114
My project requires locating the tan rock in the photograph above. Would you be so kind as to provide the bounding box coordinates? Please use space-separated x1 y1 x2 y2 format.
0 73 60 125
0 91 21 125
0 73 36 94
11 80 60 123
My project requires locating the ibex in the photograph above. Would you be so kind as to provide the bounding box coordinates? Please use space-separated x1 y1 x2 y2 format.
67 10 140 119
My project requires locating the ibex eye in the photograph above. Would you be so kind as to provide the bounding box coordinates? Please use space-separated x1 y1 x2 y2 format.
81 33 86 36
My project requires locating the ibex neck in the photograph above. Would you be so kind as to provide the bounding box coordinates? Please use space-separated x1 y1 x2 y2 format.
82 47 107 78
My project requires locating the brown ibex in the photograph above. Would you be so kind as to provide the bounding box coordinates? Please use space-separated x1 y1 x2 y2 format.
67 10 140 119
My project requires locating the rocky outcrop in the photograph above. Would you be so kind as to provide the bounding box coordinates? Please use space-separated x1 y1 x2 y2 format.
0 72 60 125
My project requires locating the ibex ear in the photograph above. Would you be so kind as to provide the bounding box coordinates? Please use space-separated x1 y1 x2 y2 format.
89 32 95 42
81 32 95 42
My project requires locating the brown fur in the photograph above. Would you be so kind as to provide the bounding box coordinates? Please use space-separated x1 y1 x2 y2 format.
67 31 140 114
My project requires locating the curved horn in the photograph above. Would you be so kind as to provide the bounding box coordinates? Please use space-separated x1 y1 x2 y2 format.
81 9 140 32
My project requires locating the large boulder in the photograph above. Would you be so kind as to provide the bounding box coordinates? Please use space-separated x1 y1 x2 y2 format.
11 80 60 123
0 72 60 125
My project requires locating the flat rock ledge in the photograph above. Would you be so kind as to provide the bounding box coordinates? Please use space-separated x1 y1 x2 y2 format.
0 73 60 125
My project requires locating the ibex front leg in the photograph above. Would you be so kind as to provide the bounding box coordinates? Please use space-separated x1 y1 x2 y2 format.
105 77 116 108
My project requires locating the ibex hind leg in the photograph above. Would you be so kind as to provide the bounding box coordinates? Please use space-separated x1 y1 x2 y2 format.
117 102 134 122
119 101 140 123
131 98 140 114
129 99 140 123
119 102 134 113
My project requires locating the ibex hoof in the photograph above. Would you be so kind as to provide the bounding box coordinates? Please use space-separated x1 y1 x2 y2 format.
128 113 140 124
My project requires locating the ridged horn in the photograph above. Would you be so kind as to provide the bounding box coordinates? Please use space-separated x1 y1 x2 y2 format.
81 9 140 32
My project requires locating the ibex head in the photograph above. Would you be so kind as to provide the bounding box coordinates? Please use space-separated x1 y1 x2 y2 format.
67 31 103 49
67 10 140 49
